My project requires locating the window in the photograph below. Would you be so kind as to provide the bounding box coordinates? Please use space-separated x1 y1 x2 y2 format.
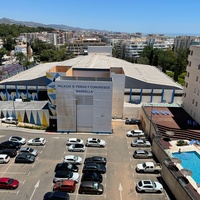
196 102 198 107
184 93 186 97
198 64 200 70
190 50 193 55
187 72 190 77
189 61 191 66
192 99 194 104
185 83 188 88
198 90 199 96
194 88 196 93
196 77 199 82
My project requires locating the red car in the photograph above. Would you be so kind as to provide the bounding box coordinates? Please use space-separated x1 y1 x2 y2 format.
53 180 76 193
0 177 19 189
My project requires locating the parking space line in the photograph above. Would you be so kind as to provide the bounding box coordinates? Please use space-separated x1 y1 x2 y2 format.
0 190 18 194
0 172 27 175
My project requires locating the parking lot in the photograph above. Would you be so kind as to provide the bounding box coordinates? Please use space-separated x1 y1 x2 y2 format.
0 121 170 200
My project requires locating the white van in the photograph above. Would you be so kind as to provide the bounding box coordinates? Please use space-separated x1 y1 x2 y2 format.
0 154 10 164
126 129 145 137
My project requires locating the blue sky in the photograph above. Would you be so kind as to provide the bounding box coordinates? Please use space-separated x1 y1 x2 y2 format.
0 0 200 35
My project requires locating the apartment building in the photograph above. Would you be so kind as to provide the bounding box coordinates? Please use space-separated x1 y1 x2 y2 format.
66 37 108 56
174 36 200 51
182 45 200 125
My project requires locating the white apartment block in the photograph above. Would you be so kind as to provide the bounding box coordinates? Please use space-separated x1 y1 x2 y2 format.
182 45 200 124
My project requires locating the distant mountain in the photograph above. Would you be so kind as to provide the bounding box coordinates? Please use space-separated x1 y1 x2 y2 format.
0 17 106 32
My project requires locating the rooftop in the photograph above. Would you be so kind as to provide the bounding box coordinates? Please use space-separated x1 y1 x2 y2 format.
0 55 182 90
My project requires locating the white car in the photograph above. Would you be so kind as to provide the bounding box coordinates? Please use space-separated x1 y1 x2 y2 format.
63 155 82 165
68 144 85 152
0 154 10 164
131 139 151 147
66 138 84 146
53 170 80 183
126 130 145 137
9 136 26 145
19 147 38 156
27 138 46 146
1 117 18 125
136 180 163 193
85 138 106 147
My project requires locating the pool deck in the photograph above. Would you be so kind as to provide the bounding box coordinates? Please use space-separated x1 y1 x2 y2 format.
168 140 200 193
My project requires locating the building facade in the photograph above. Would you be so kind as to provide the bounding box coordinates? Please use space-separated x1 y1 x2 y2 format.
182 45 200 125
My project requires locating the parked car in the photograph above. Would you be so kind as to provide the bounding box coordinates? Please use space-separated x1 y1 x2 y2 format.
0 177 19 189
131 139 151 147
126 130 145 137
19 147 38 156
0 141 21 150
125 118 141 125
0 149 17 158
136 162 162 173
66 138 84 146
63 155 82 165
8 136 26 145
0 154 10 164
15 153 35 163
27 137 46 146
1 117 18 125
53 170 80 183
53 180 76 193
82 163 106 174
78 181 104 195
136 180 163 193
81 172 103 183
85 138 106 147
133 150 153 159
43 191 70 200
68 144 85 152
54 163 79 172
84 156 107 165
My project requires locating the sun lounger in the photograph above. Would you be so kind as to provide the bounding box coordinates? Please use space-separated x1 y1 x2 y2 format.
151 110 155 114
193 121 198 126
161 110 165 115
196 140 200 145
166 111 170 115
155 110 159 115
189 140 195 145
187 120 192 125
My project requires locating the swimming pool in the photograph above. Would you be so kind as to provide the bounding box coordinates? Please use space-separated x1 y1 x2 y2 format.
172 151 200 183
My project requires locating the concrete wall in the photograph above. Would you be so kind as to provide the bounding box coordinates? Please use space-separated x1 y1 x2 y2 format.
55 80 112 133
111 73 125 118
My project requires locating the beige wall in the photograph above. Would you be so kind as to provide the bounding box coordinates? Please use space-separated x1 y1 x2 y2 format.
182 45 200 125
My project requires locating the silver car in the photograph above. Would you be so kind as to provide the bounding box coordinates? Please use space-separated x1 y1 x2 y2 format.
19 147 38 156
131 139 151 147
68 144 85 152
133 150 153 159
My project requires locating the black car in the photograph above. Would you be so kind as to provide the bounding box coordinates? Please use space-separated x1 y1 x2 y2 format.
43 191 70 200
54 163 79 172
81 172 103 183
0 148 17 158
79 181 104 195
82 163 106 174
0 141 21 150
125 118 141 125
84 156 107 165
15 153 35 163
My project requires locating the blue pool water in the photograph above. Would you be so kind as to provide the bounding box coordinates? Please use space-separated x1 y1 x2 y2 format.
172 151 200 183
